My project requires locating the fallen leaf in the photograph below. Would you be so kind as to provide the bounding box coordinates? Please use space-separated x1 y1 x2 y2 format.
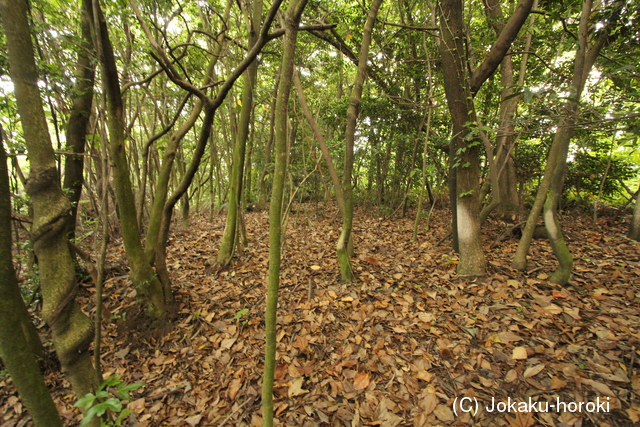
512 347 528 360
185 414 203 426
353 372 371 390
433 404 454 422
288 377 308 397
506 411 535 427
523 364 545 379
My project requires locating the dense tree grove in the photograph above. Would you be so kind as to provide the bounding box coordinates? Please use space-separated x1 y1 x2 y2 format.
0 0 639 424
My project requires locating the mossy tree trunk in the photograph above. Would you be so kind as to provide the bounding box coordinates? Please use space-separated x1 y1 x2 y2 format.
512 0 620 282
337 0 383 284
0 0 98 421
262 1 308 424
92 0 167 317
0 141 61 427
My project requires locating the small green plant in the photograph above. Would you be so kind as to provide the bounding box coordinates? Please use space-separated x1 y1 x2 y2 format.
233 308 249 320
74 374 144 427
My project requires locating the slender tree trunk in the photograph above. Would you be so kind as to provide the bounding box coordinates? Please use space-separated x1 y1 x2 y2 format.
218 0 263 266
293 70 345 215
262 1 308 424
0 0 98 420
258 81 278 209
63 0 95 240
512 0 618 282
337 0 383 283
630 182 640 241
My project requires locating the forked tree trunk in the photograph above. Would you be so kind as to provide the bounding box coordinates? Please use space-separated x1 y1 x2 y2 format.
438 0 533 275
512 0 620 283
92 0 166 317
0 0 98 422
337 0 383 283
262 1 308 425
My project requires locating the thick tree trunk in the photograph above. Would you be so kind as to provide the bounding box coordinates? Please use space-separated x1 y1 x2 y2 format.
337 0 383 283
92 0 166 317
262 2 308 425
63 0 95 240
0 143 61 427
0 0 98 420
438 0 485 276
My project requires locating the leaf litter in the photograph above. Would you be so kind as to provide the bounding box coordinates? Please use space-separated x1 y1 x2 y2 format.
1 203 639 426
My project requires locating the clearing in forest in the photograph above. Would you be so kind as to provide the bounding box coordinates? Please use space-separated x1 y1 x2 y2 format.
1 203 639 427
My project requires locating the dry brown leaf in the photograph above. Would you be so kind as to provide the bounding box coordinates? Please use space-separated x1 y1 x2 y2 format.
433 404 454 423
288 377 308 397
353 372 371 391
419 392 438 415
512 346 528 360
550 376 568 390
583 379 616 397
227 377 242 401
185 414 203 426
416 370 434 382
523 364 545 379
506 411 535 427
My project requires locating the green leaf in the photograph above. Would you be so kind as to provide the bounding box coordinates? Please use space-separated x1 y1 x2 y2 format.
115 408 133 425
116 382 144 400
233 308 249 319
74 393 96 410
102 397 123 412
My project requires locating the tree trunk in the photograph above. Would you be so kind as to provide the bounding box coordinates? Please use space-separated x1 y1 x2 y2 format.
337 0 383 283
438 0 485 276
630 181 640 241
0 142 62 427
218 0 263 266
293 70 345 215
92 0 166 317
512 0 618 282
0 0 98 420
63 0 95 240
262 1 308 425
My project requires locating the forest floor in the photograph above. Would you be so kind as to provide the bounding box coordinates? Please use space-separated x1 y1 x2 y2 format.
1 202 640 427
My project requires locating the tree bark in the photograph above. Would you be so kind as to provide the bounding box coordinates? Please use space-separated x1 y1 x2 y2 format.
0 0 98 419
92 0 166 317
218 0 263 266
0 141 62 427
63 0 95 240
337 0 383 283
262 2 308 425
630 181 640 241
438 0 485 276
